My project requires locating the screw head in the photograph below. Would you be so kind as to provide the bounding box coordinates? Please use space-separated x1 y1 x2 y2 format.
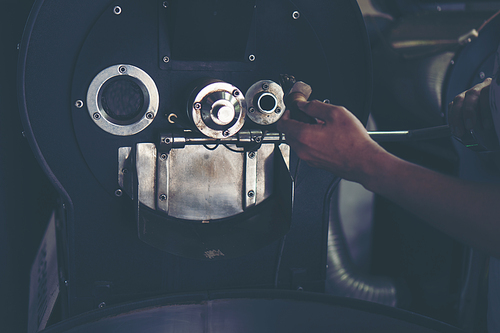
146 112 154 119
292 11 300 19
247 190 255 198
248 151 256 159
162 1 169 8
118 65 127 73
249 107 255 113
98 302 106 308
194 102 202 110
275 108 281 114
93 112 101 120
75 100 84 108
248 54 256 62
115 189 123 197
253 136 262 143
262 83 269 90
479 72 486 80
160 153 167 161
159 194 167 201
122 168 128 174
113 6 122 15
323 99 331 104
232 89 240 97
163 55 170 63
223 130 230 137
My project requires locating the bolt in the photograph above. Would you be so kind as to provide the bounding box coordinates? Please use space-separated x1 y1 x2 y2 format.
249 107 255 113
113 6 121 15
275 108 281 114
163 55 170 63
146 112 154 119
98 302 106 308
118 65 127 73
232 89 240 97
162 1 169 8
75 100 84 108
248 190 255 198
248 151 256 159
93 112 101 120
262 83 269 90
223 130 230 137
292 11 300 19
479 72 486 80
159 194 167 201
194 102 202 110
160 153 167 161
248 54 256 62
115 189 123 197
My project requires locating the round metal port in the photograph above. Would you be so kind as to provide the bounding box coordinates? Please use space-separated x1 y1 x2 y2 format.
87 64 159 136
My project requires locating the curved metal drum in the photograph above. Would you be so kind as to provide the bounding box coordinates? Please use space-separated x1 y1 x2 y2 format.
18 0 372 322
38 291 462 333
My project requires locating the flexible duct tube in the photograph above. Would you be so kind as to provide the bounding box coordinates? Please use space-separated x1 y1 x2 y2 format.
325 183 398 307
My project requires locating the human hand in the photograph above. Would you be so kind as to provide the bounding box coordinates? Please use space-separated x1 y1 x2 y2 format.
277 100 387 185
448 78 499 150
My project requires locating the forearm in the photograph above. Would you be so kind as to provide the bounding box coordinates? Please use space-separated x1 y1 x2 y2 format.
363 150 500 258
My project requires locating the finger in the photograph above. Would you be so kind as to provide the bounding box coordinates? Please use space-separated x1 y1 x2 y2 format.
448 92 465 138
297 100 333 121
479 78 493 130
462 88 481 131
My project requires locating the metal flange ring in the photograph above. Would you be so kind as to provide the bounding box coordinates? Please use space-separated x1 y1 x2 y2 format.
188 80 246 139
87 64 159 136
245 80 285 125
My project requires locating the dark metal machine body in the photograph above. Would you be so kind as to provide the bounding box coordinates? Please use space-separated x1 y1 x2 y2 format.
19 0 372 330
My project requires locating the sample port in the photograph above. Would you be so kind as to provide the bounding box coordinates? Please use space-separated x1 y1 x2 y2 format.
257 93 277 113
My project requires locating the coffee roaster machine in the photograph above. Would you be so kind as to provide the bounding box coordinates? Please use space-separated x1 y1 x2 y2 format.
19 0 464 332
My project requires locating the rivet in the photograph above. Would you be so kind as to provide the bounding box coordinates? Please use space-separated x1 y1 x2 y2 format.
75 100 84 108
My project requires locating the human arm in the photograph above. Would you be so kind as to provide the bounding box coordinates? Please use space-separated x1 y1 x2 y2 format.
277 94 500 258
